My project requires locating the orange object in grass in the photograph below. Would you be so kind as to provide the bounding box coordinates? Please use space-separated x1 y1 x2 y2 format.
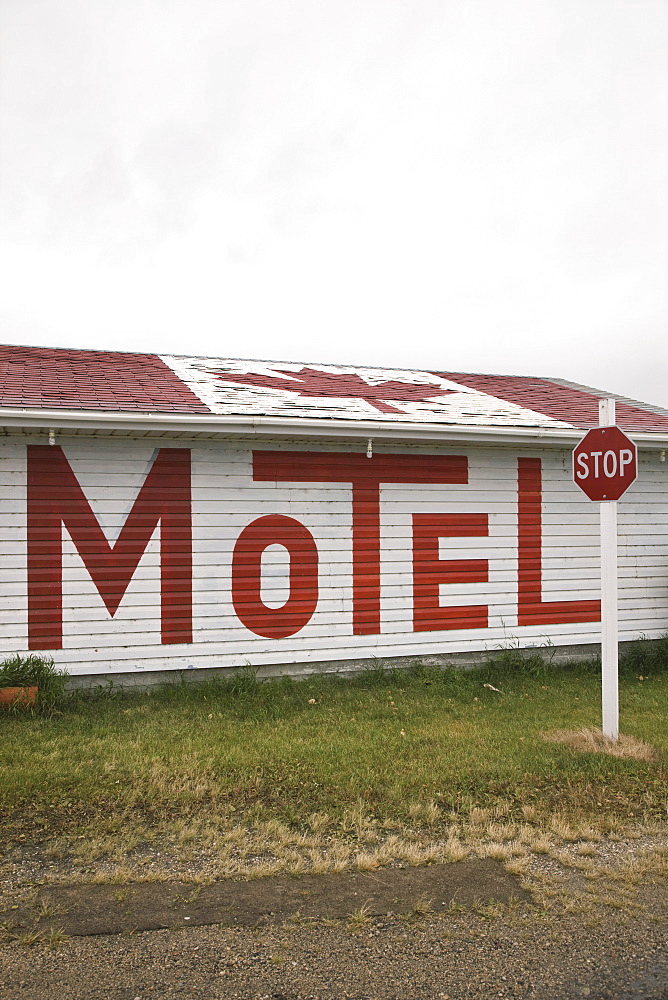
0 685 38 706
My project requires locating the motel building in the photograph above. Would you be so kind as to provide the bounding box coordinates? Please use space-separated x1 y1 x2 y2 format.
1 344 667 685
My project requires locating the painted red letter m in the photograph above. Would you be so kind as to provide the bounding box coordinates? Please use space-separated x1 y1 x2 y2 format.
27 447 192 649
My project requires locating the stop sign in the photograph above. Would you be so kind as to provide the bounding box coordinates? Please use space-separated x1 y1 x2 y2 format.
573 426 637 501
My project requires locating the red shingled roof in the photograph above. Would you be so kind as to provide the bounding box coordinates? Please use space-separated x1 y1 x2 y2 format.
0 346 211 413
434 371 668 434
0 345 666 432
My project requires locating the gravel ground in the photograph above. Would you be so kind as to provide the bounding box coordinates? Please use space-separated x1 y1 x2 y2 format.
1 900 667 1000
1 835 666 999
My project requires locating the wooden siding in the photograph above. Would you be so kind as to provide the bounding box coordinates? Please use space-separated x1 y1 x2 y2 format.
0 434 666 676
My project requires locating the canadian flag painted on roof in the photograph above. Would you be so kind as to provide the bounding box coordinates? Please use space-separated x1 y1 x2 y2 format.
0 344 667 433
163 355 575 428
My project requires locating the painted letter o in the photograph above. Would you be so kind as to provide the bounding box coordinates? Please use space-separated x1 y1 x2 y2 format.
232 515 318 638
603 451 617 477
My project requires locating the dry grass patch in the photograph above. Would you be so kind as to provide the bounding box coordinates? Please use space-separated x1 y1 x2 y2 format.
307 812 331 835
504 857 530 877
549 816 580 842
347 903 372 931
549 849 595 873
89 865 136 884
245 858 292 879
593 849 668 886
468 807 491 827
507 840 527 857
306 849 335 875
11 804 663 890
528 835 552 854
394 842 441 866
329 843 352 873
486 822 516 841
541 728 656 761
411 897 434 916
575 825 602 842
491 799 513 818
442 836 468 863
481 842 511 862
408 800 441 826
473 899 505 920
354 851 381 871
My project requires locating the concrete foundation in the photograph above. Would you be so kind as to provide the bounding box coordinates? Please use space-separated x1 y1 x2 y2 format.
61 640 621 692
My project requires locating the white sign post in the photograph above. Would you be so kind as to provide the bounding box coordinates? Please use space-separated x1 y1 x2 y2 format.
572 398 638 742
598 398 619 741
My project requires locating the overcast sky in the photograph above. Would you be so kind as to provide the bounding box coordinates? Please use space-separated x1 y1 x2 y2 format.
1 0 667 406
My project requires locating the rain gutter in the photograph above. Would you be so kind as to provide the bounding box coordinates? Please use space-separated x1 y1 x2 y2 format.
0 407 667 449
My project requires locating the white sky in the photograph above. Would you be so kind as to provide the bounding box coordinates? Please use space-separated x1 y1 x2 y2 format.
1 0 667 406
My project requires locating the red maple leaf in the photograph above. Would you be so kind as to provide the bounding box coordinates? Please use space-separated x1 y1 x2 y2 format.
207 367 454 413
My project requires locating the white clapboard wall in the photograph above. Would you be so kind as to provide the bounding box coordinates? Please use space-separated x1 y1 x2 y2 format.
0 433 666 676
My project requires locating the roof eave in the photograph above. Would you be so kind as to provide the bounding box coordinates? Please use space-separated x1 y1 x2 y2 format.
0 407 667 448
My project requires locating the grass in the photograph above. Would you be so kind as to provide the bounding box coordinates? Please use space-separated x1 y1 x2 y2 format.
0 648 666 878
